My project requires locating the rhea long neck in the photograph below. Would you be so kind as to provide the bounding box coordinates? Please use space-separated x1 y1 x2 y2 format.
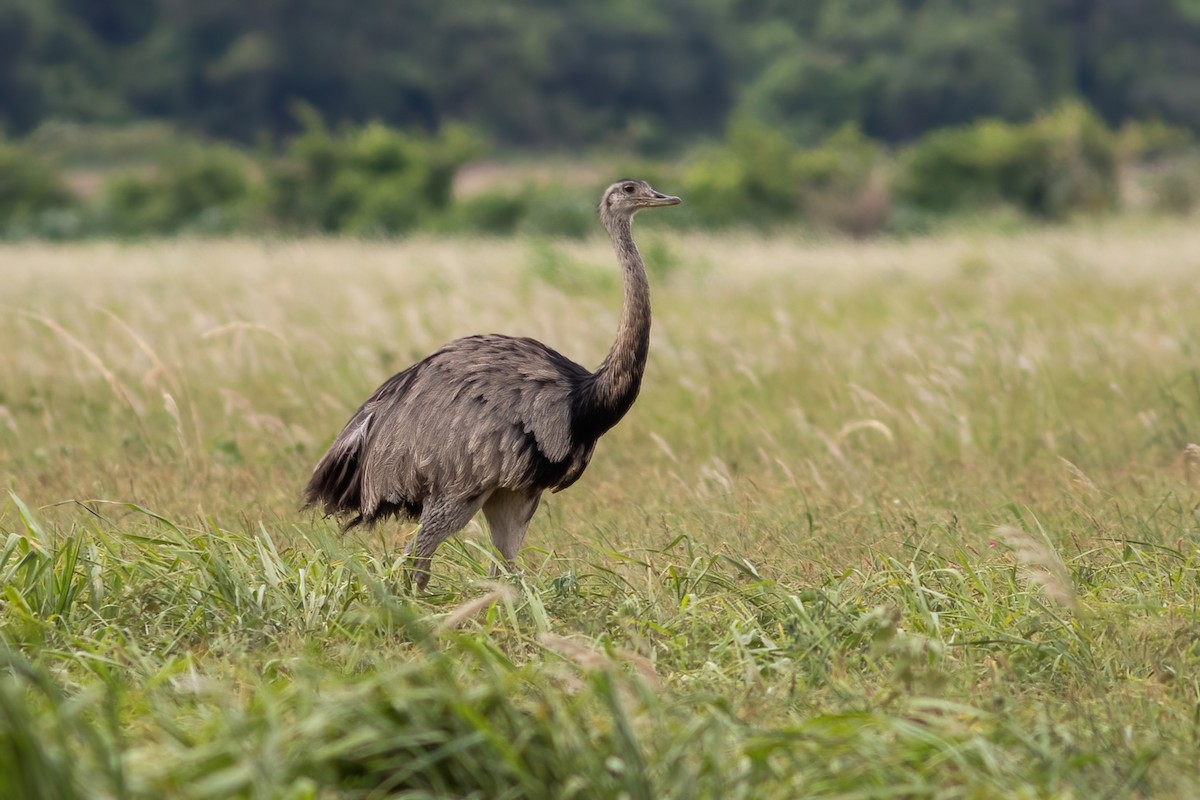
576 212 651 438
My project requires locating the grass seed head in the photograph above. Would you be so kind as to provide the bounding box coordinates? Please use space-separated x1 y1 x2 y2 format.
996 526 1079 611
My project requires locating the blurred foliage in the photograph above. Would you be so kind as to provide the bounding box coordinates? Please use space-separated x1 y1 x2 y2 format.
894 103 1119 220
21 120 194 168
523 240 617 294
264 110 481 235
436 190 531 237
5 0 1200 238
101 146 252 235
0 138 72 216
1145 157 1200 216
681 119 803 227
3 0 1200 150
2 103 1197 239
1117 119 1196 162
0 136 76 238
515 186 598 240
1117 120 1198 215
793 125 889 236
679 120 886 235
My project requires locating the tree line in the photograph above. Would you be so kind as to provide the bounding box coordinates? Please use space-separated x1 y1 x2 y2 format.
3 0 1200 149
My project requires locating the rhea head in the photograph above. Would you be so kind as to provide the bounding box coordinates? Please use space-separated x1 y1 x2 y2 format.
599 179 680 228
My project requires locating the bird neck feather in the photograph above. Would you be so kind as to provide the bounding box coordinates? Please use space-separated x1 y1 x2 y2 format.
575 213 651 437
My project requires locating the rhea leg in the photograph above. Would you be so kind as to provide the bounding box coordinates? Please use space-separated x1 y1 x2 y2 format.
482 489 541 577
405 492 490 591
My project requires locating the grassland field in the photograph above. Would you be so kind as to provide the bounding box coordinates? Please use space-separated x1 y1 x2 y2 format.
1 218 1199 798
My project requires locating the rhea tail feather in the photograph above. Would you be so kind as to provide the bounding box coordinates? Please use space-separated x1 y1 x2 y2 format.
304 411 421 530
303 422 366 527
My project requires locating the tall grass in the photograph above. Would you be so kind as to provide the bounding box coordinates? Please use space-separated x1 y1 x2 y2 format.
2 221 1199 797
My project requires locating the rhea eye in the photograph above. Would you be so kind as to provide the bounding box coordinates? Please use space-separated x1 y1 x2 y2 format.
623 184 635 194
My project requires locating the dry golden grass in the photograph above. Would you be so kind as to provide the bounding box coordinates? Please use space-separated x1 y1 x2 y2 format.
6 221 1199 551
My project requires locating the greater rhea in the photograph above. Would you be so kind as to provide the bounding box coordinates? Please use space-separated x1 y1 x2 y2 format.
304 180 680 590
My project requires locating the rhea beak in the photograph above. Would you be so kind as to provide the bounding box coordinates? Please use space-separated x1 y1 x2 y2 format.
645 191 681 207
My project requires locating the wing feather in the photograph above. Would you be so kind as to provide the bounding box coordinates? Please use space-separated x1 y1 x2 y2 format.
317 335 595 523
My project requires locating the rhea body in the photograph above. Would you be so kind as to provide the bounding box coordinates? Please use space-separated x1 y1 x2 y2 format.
304 180 680 590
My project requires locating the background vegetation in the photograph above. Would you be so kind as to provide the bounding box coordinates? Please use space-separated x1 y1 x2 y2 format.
3 0 1200 241
2 228 1199 797
3 103 1199 240
5 0 1200 147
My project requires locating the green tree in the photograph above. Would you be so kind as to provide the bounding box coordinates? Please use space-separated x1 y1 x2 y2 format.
3 0 1200 148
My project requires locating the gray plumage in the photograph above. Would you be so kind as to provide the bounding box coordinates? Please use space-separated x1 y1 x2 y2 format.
304 179 680 590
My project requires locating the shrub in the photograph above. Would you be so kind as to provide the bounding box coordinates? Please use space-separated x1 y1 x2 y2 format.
793 125 889 236
1146 157 1200 216
679 118 797 228
679 119 887 234
101 147 251 235
1117 119 1194 163
435 191 529 236
517 186 596 239
1117 121 1197 216
266 110 481 234
0 138 75 234
343 179 426 236
895 102 1118 220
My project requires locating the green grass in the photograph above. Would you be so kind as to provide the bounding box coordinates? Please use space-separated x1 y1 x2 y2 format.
2 221 1199 798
